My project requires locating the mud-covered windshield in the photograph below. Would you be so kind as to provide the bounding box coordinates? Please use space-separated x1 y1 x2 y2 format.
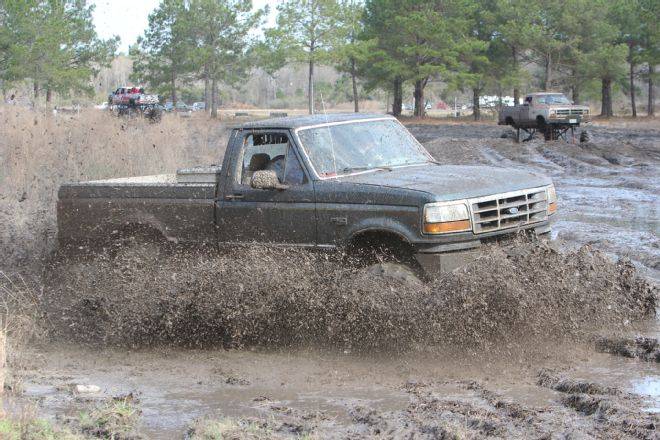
296 119 433 178
537 94 571 105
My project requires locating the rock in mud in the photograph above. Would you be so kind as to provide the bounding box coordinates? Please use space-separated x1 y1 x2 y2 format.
72 384 102 394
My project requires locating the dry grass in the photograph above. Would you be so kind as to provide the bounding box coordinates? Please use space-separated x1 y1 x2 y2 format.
0 106 226 265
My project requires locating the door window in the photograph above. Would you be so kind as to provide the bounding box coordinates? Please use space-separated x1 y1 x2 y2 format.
238 133 306 185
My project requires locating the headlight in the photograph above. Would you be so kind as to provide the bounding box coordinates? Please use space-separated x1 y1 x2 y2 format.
423 201 471 234
547 184 557 215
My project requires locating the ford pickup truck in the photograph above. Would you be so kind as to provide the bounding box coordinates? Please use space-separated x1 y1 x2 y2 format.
58 114 557 275
499 92 590 141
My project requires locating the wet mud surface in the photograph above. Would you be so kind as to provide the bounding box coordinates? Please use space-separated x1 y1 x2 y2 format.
12 346 660 439
2 120 659 438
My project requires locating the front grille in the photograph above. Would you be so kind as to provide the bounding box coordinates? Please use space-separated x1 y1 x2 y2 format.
470 187 548 234
555 109 587 116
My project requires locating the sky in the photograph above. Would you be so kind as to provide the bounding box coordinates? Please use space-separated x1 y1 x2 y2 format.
91 0 279 54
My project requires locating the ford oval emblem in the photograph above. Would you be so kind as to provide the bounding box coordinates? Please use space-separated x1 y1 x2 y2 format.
508 207 519 214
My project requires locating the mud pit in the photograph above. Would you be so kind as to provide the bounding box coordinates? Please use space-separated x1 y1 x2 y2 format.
2 120 659 438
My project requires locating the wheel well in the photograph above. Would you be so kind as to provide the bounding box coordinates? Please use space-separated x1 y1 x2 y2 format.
536 115 546 124
505 116 514 125
348 230 414 262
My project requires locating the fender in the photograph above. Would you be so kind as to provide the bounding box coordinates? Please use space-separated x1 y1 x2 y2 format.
345 216 417 245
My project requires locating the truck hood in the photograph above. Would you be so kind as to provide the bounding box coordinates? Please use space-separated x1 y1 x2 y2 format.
336 163 552 201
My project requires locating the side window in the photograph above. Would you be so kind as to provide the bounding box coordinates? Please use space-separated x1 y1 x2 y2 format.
238 133 306 186
525 96 532 104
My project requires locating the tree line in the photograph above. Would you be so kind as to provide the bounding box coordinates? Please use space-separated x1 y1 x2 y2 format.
0 0 118 102
132 0 660 118
1 0 657 118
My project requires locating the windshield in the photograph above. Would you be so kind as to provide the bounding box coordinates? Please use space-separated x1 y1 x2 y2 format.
296 119 433 178
537 94 571 105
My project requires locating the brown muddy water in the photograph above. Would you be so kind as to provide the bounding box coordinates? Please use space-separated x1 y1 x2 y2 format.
2 121 659 438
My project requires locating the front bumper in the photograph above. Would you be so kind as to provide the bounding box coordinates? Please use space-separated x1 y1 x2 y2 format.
547 115 586 125
413 222 551 276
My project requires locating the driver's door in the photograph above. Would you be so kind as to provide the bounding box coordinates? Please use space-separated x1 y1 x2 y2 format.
216 130 317 245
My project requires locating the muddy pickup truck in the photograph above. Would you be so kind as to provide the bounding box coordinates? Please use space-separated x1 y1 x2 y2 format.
499 92 590 141
58 114 556 275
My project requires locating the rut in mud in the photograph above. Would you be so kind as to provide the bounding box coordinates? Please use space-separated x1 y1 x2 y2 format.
38 237 656 350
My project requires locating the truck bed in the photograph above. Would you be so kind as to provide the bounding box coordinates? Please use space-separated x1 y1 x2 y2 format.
58 168 220 245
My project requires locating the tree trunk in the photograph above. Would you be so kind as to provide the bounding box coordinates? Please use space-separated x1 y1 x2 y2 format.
472 88 480 121
211 78 218 118
46 88 52 103
33 81 39 99
629 43 637 117
572 85 580 105
512 47 520 104
171 67 177 107
392 78 402 117
648 64 655 117
413 79 425 118
351 58 359 113
544 54 552 91
204 64 210 114
308 57 315 115
600 77 613 117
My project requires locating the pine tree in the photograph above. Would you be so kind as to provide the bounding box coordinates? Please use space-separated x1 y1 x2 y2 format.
267 0 344 114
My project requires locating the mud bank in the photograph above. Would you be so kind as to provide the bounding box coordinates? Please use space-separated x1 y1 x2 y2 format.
37 239 655 350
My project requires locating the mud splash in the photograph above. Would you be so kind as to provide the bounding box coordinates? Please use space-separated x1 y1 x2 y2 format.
40 238 656 350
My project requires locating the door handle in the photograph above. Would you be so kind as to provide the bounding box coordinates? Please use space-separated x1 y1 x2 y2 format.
225 194 244 200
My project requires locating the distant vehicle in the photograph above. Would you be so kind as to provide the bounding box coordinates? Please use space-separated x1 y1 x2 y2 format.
108 86 161 122
192 102 206 111
57 113 556 278
176 102 190 112
499 92 590 142
94 102 109 110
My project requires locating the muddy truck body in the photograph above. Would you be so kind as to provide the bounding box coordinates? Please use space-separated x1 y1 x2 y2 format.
499 93 590 141
58 114 557 274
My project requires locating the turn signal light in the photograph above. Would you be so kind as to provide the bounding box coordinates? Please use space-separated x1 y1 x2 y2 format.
548 202 557 214
423 220 471 234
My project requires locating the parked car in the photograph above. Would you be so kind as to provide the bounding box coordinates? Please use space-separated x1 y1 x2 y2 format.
192 102 206 111
57 114 556 277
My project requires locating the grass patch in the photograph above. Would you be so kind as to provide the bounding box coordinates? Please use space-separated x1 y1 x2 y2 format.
0 417 84 440
77 395 141 439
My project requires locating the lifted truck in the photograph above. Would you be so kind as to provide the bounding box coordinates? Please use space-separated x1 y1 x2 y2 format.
499 92 590 142
58 114 557 276
109 86 161 121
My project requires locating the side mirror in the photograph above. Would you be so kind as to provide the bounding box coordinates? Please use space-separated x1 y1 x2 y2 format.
251 170 289 190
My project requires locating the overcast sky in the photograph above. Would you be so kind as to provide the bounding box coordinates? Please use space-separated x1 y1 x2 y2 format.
91 0 279 54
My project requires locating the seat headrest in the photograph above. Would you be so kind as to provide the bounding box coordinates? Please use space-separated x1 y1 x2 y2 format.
248 153 270 171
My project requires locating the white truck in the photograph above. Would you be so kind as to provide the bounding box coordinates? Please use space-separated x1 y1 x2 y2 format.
499 92 590 142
